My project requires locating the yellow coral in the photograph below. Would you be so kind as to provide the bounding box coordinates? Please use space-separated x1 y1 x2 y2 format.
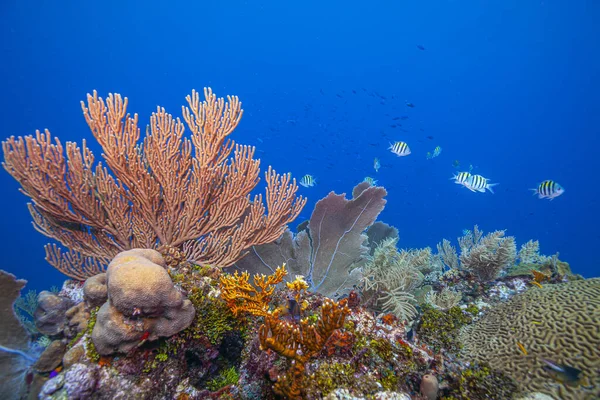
286 275 309 292
219 264 287 317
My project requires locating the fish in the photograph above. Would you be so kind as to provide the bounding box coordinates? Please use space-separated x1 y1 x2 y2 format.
417 45 426 50
516 341 528 355
427 146 442 159
452 159 460 168
450 171 472 187
541 359 584 387
374 158 381 172
531 180 564 200
299 174 316 188
466 174 498 194
364 177 378 186
406 102 415 108
389 141 411 156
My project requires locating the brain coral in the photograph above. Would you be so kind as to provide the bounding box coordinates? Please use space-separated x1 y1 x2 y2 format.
459 278 600 400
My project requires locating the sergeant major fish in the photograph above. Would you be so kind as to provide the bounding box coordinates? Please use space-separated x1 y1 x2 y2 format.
531 180 564 200
450 171 472 187
466 174 498 194
389 141 411 156
299 174 316 188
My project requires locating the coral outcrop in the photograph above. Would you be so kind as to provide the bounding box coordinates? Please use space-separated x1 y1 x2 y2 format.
91 249 195 355
459 278 600 400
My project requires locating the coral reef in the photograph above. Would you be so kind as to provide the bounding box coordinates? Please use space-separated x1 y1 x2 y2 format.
459 278 600 400
2 89 305 279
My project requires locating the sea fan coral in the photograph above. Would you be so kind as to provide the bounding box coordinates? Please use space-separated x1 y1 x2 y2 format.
2 89 306 279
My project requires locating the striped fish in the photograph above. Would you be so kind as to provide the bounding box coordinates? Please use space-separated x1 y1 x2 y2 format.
299 174 316 188
450 171 471 186
389 141 411 156
531 180 564 200
466 174 498 193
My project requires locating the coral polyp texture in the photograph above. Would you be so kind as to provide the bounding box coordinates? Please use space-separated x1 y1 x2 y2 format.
2 88 306 279
459 278 600 400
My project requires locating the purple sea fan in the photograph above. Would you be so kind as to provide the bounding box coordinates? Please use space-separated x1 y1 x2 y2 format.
234 182 387 299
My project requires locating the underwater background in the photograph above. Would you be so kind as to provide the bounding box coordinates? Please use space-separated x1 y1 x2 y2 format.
1 0 599 292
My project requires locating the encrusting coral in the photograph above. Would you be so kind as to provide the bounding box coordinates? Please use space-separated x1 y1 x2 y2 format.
2 88 305 279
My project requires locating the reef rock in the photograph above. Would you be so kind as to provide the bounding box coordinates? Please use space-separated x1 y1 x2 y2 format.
34 291 73 336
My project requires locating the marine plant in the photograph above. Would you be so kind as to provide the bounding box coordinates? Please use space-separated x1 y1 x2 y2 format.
2 89 306 279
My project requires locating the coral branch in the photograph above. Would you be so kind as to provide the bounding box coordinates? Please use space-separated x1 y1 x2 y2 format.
219 265 287 317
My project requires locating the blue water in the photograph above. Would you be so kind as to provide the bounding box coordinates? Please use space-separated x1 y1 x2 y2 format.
1 0 598 292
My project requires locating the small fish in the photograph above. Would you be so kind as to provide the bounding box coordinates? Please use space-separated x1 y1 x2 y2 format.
286 298 301 322
466 174 498 194
516 341 528 355
450 171 472 187
299 174 316 188
417 45 426 50
373 158 381 173
389 141 411 156
531 180 564 200
427 146 442 159
364 177 378 186
406 102 415 108
452 159 460 168
541 359 584 387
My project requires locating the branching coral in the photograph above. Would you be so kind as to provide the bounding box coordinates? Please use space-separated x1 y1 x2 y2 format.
219 265 287 317
258 298 350 398
2 89 306 279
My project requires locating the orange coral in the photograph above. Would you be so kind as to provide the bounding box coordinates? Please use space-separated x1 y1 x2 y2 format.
219 264 287 317
259 298 350 398
2 89 306 279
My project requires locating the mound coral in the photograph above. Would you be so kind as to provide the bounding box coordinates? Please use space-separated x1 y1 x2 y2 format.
459 278 600 400
91 249 195 355
2 89 305 279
